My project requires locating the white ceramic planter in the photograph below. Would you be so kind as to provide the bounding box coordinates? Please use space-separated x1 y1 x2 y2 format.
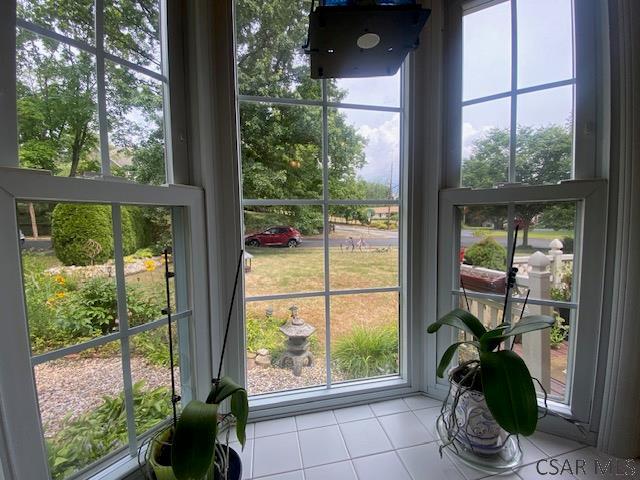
448 378 505 455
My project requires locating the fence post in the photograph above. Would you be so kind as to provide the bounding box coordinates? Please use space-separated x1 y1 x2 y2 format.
522 251 552 392
548 238 564 287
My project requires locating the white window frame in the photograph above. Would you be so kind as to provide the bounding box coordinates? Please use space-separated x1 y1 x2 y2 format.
238 70 412 409
0 0 208 478
435 0 607 441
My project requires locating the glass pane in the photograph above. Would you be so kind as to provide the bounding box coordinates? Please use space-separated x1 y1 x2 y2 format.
455 294 505 363
328 108 400 200
243 206 324 297
331 292 399 382
245 297 326 396
130 326 179 435
106 62 166 185
18 202 119 355
462 1 511 101
459 205 509 294
122 206 175 326
17 0 94 44
35 342 125 479
511 303 573 402
513 202 577 303
16 29 100 177
328 204 399 290
235 0 320 100
516 86 574 185
105 0 162 72
240 102 322 199
517 0 574 88
328 72 401 107
461 98 510 188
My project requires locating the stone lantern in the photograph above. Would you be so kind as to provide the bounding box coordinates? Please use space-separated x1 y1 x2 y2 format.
278 305 315 376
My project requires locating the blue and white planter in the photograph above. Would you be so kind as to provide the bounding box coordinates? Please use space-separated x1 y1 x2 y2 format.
449 378 505 455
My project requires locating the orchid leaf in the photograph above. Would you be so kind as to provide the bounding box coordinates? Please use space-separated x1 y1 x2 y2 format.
171 400 218 480
437 341 479 378
427 309 487 339
480 350 538 435
480 315 555 352
206 376 249 447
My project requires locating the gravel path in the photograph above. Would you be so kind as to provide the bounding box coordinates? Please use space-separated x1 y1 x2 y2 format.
35 355 177 437
247 359 344 395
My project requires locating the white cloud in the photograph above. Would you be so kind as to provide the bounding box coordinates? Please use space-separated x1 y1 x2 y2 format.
356 116 400 184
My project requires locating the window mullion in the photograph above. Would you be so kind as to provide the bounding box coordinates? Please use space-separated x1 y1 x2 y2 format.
321 78 332 389
508 0 518 183
95 0 110 176
111 205 138 455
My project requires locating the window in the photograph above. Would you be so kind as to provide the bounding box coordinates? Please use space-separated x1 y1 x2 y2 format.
14 0 170 184
0 2 209 479
235 0 405 397
440 0 605 421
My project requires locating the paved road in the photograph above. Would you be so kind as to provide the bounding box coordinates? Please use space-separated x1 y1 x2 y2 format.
297 224 553 250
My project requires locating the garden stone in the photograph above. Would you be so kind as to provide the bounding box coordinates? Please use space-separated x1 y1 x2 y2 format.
255 352 272 367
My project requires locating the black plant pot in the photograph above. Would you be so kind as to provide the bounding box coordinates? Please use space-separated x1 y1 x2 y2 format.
213 445 242 480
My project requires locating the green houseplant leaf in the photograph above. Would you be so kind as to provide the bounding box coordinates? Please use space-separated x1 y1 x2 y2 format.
479 350 538 435
436 341 479 378
479 315 555 352
171 401 219 480
427 309 487 339
206 376 249 447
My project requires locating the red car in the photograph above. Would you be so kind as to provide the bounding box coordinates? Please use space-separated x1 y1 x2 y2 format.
245 226 302 248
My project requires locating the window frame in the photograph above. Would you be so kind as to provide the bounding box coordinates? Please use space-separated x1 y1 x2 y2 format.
235 32 411 403
0 170 212 480
0 0 205 477
437 0 606 437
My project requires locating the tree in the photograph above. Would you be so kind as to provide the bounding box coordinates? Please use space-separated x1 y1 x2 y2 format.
462 124 572 246
236 0 370 225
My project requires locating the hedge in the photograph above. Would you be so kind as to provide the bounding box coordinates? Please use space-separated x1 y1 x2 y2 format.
464 237 507 271
52 204 141 266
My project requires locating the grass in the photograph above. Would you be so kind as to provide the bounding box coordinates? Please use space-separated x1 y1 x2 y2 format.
244 246 399 297
464 226 573 241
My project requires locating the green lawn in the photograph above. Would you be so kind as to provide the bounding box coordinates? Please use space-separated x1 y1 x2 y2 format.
464 226 573 241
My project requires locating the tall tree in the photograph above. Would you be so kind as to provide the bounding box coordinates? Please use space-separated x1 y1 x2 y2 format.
462 124 573 246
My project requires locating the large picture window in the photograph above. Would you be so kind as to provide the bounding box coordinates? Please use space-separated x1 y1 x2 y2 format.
440 0 605 421
235 0 405 397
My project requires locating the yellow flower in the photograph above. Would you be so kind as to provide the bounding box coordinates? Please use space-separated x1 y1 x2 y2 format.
144 260 156 272
55 291 66 299
54 275 66 285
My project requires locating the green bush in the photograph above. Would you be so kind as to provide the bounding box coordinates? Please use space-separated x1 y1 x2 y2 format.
125 206 154 250
464 237 507 271
333 325 398 380
46 382 172 480
52 203 114 266
58 277 161 337
22 255 75 353
121 207 137 256
549 313 569 348
131 328 178 367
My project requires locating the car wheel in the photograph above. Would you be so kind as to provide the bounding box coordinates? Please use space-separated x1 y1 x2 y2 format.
248 239 260 247
287 239 298 248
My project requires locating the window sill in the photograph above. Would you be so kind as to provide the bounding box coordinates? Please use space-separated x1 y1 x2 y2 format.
248 376 415 420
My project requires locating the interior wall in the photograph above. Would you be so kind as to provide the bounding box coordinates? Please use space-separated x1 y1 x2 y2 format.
597 0 640 458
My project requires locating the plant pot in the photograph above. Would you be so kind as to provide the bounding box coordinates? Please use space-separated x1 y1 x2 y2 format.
448 374 505 455
149 429 243 480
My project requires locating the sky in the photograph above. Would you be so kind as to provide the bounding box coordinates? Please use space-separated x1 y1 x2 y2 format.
336 0 574 184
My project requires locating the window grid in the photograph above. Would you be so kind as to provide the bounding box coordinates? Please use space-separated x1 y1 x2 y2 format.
239 71 406 393
461 0 577 185
15 2 171 180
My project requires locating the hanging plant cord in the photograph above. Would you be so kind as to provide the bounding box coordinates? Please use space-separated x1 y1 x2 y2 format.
163 248 180 428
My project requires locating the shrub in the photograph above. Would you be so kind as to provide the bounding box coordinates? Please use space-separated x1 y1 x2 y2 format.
46 382 171 480
464 237 507 271
333 325 398 380
52 203 114 266
121 207 137 256
131 328 178 367
562 236 574 254
550 313 569 348
58 277 161 337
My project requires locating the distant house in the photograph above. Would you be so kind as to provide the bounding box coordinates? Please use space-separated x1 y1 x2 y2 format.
369 205 399 220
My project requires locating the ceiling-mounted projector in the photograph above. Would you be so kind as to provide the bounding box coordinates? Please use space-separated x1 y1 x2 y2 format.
303 0 431 79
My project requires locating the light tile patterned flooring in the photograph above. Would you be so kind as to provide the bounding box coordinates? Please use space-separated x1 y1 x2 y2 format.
229 395 633 480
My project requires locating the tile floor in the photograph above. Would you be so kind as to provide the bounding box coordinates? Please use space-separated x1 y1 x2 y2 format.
227 394 633 480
